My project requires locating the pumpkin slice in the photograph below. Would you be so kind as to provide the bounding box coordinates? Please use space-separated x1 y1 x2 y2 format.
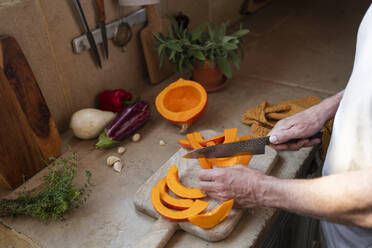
238 135 251 141
166 165 206 199
151 187 209 221
155 78 207 133
208 129 253 167
208 129 239 166
223 128 238 143
178 134 225 149
188 199 234 229
234 135 253 165
178 139 193 149
186 132 212 169
156 177 194 210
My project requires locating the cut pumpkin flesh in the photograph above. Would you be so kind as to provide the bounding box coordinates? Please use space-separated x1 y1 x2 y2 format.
188 199 234 229
166 165 206 199
186 133 211 169
208 129 253 167
179 133 250 149
151 187 209 221
178 134 225 149
156 177 194 210
238 136 251 141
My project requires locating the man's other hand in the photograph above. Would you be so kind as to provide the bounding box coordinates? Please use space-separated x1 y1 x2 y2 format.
198 165 267 208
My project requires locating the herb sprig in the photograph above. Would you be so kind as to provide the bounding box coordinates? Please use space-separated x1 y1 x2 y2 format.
0 150 93 222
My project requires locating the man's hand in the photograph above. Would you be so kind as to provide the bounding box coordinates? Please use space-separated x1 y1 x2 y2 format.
198 165 267 208
268 106 324 150
268 91 344 151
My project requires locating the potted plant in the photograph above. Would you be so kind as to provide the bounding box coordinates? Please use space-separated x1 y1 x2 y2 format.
153 16 249 92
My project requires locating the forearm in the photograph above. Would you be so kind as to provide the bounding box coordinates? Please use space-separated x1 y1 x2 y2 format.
314 90 344 122
258 168 372 228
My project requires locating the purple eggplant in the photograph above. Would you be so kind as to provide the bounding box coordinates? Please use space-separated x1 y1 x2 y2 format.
96 101 150 149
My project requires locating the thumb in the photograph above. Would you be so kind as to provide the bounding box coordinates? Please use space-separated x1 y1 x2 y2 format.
269 130 297 144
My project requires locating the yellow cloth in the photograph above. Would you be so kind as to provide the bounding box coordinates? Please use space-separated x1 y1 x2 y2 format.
241 96 332 160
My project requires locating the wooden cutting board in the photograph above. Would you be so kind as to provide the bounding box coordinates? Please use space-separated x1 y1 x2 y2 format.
134 130 278 247
141 4 174 84
0 36 62 189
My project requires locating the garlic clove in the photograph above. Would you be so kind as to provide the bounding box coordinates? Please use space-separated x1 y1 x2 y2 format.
117 146 126 155
113 161 123 173
107 156 120 166
159 140 166 146
132 133 141 142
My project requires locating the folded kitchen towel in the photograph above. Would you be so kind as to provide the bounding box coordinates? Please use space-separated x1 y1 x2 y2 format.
241 96 332 160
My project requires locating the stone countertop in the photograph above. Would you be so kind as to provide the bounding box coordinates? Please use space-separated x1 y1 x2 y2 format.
0 75 328 248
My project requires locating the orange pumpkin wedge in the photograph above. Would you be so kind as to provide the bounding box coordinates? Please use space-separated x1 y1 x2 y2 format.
166 165 206 199
208 129 253 167
178 134 225 149
208 128 239 166
223 128 238 143
156 177 194 210
186 132 212 169
155 78 207 133
151 187 209 221
238 135 251 141
188 199 234 229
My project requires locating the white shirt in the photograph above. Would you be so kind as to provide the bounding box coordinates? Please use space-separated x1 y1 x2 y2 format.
321 4 372 247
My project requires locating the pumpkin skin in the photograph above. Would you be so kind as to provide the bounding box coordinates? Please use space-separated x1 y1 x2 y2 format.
151 187 209 221
188 199 234 229
166 165 206 199
155 78 207 133
156 177 194 210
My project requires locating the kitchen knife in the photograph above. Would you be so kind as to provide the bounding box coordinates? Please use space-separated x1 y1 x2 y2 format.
184 131 323 159
72 0 102 68
96 0 109 59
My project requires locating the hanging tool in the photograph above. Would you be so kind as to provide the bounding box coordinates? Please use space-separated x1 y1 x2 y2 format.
72 0 102 68
96 0 109 59
113 2 133 52
119 0 173 84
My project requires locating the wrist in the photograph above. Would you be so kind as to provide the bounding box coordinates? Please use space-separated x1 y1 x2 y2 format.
255 174 282 208
317 91 344 122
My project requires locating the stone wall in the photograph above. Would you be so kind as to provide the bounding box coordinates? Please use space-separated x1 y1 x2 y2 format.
0 0 245 132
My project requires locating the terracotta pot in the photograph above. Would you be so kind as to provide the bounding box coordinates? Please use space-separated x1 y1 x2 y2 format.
191 60 228 92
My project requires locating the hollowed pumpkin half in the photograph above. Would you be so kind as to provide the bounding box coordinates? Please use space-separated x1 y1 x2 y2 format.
151 187 209 221
155 78 207 133
166 165 206 199
188 199 234 229
156 177 194 210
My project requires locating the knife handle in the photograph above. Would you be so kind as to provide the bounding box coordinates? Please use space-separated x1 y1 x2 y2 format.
284 130 323 144
96 0 105 22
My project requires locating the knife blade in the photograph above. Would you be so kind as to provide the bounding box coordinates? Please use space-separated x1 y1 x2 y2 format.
184 131 323 159
96 0 108 59
72 0 102 68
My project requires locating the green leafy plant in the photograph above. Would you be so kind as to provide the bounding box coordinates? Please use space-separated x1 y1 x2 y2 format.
0 150 93 222
153 16 249 78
